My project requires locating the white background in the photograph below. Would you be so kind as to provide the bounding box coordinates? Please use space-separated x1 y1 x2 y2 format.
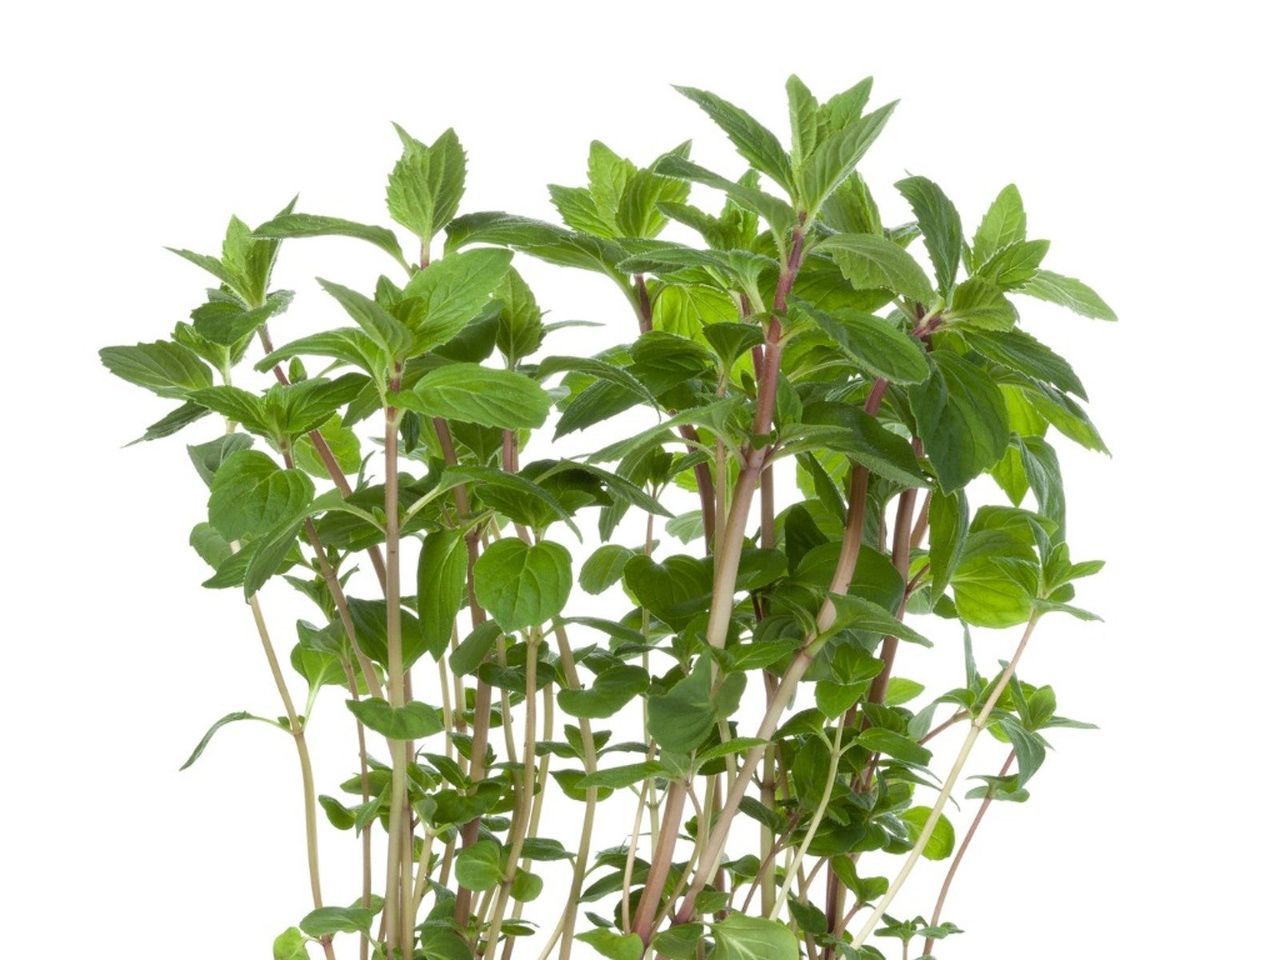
3 2 1277 957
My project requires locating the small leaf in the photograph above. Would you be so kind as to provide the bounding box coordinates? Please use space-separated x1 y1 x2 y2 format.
455 838 504 891
178 711 262 770
299 906 375 937
577 927 644 960
579 544 636 595
900 806 956 860
857 728 931 766
207 450 314 541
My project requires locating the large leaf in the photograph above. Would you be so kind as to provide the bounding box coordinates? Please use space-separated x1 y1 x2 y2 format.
950 530 1040 627
710 913 800 960
386 126 467 240
972 184 1026 267
417 528 468 660
1017 269 1116 321
647 656 745 755
393 364 551 429
818 233 934 304
207 450 314 540
317 278 412 358
472 538 573 631
346 697 444 740
796 101 896 212
792 300 929 384
908 353 1010 494
896 175 963 295
253 213 409 270
401 248 514 351
676 86 793 194
100 341 213 399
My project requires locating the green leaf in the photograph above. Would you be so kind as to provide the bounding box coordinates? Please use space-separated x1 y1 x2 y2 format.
272 927 309 960
473 539 572 631
797 101 896 213
972 184 1026 267
386 126 467 241
799 403 928 487
908 353 1010 494
346 697 443 740
558 665 650 719
818 232 934 304
129 401 212 444
254 213 408 270
1017 269 1116 321
857 728 931 766
652 154 795 242
579 544 635 595
401 249 514 351
456 838 504 891
242 517 305 598
577 928 644 960
418 528 468 660
963 327 1086 398
449 621 502 675
394 363 550 430
710 913 800 960
190 291 292 346
511 867 543 902
578 760 666 789
896 176 963 295
928 489 969 596
792 300 929 384
257 328 385 378
950 530 1040 627
100 341 213 399
316 278 412 359
178 710 262 769
299 906 375 937
786 75 819 164
647 656 745 755
900 807 956 860
826 594 931 646
207 450 313 540
446 211 627 276
675 85 793 195
945 277 1017 331
976 239 1050 289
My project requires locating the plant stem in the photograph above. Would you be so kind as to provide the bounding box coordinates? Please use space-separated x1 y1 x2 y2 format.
921 750 1016 956
248 596 337 960
768 726 845 921
850 615 1041 948
551 621 599 959
482 632 541 960
381 372 414 955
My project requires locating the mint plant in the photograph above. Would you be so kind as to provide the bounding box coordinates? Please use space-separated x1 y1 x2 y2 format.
103 76 1113 960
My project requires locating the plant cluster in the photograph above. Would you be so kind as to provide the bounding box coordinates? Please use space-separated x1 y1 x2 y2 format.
103 76 1113 960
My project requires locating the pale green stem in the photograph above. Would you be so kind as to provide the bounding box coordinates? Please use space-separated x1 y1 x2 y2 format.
769 726 845 921
850 615 1041 948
